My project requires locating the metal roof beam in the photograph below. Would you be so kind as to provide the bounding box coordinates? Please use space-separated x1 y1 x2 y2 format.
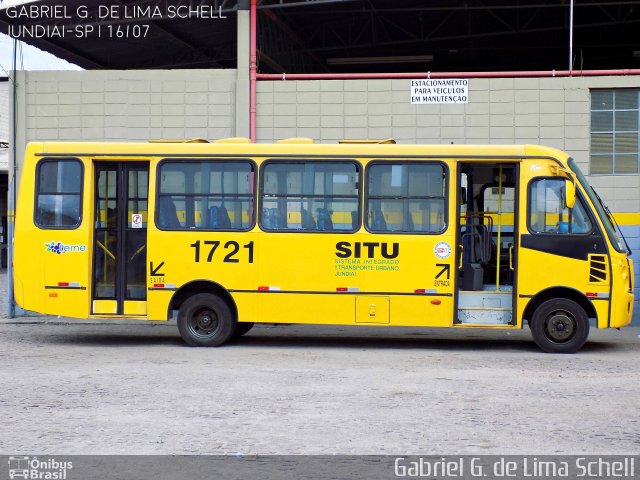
258 0 361 10
309 18 640 53
110 0 225 68
261 8 328 71
281 2 640 15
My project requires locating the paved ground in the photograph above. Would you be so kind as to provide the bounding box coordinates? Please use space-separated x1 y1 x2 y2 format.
1 271 639 455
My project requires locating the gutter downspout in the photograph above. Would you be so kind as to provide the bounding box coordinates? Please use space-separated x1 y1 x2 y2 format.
8 38 17 318
569 0 574 74
249 0 257 142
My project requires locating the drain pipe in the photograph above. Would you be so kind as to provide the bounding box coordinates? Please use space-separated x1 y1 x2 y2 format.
569 0 574 74
7 38 17 318
249 0 257 142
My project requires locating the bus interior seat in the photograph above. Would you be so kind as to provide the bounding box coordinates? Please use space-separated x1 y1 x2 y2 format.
351 211 359 230
158 196 181 228
301 207 316 230
371 207 387 231
316 208 333 231
262 207 281 229
404 212 415 232
460 221 491 290
208 205 232 229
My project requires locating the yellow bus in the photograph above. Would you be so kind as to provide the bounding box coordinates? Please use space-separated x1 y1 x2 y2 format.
13 138 634 353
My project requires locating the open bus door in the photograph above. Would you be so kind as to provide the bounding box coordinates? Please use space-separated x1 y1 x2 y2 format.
456 162 519 326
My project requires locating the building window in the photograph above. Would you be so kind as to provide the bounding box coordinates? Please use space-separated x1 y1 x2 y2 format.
35 158 83 228
366 162 446 233
260 161 360 232
590 89 639 174
157 160 255 230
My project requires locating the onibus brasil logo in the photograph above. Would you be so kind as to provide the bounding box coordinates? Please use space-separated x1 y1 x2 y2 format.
8 457 73 480
44 241 86 254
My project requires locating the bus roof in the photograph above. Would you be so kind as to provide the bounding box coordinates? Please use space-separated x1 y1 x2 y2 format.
27 140 568 162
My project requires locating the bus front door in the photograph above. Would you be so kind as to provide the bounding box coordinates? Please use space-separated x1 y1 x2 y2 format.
92 162 149 316
456 163 518 326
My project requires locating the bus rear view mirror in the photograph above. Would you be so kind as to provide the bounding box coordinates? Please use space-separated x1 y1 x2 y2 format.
564 179 576 209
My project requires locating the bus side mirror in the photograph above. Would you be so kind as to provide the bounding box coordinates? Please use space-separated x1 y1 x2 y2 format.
564 179 576 209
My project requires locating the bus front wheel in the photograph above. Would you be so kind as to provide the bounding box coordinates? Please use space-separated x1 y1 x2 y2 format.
177 293 235 347
530 298 589 353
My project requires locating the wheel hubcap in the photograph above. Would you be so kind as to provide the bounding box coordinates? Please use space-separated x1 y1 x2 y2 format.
544 310 576 342
189 308 219 338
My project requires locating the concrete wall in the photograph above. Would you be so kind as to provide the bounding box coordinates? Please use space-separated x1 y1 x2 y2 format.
17 69 236 144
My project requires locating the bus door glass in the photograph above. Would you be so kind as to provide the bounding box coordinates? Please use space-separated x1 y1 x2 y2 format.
456 163 518 325
92 162 149 315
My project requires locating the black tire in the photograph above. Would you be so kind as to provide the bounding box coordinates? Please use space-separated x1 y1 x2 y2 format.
233 322 255 338
530 298 589 353
177 293 235 347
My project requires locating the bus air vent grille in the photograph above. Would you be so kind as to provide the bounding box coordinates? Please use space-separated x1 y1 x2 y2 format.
588 254 608 284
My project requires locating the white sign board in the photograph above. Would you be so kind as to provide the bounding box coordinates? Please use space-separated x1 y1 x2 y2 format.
410 79 469 104
131 213 143 229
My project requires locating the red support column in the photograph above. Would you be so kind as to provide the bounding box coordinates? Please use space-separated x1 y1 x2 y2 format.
249 0 257 142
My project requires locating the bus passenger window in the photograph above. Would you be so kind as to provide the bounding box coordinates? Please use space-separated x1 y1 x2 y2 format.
35 158 83 228
528 178 592 234
366 162 446 233
157 160 255 231
260 161 360 232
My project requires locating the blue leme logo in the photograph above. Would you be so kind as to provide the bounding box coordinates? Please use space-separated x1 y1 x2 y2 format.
45 241 87 254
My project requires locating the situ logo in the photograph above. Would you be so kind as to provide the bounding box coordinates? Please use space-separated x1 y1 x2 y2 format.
44 241 86 254
8 457 73 480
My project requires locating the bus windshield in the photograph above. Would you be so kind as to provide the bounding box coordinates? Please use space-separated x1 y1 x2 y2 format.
568 158 629 254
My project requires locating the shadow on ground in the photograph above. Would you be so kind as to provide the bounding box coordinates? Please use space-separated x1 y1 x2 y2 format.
15 324 622 353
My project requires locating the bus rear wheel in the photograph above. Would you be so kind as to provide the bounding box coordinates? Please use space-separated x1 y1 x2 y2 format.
177 293 235 347
530 298 589 353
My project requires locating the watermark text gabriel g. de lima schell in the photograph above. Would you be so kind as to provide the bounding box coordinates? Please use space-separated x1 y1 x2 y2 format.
8 457 73 480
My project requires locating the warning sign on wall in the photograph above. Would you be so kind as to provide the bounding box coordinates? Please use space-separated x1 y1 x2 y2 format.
410 79 469 104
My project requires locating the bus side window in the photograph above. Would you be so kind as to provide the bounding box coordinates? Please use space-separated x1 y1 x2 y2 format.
528 178 592 234
366 162 446 233
35 158 83 229
158 161 254 231
260 161 359 232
